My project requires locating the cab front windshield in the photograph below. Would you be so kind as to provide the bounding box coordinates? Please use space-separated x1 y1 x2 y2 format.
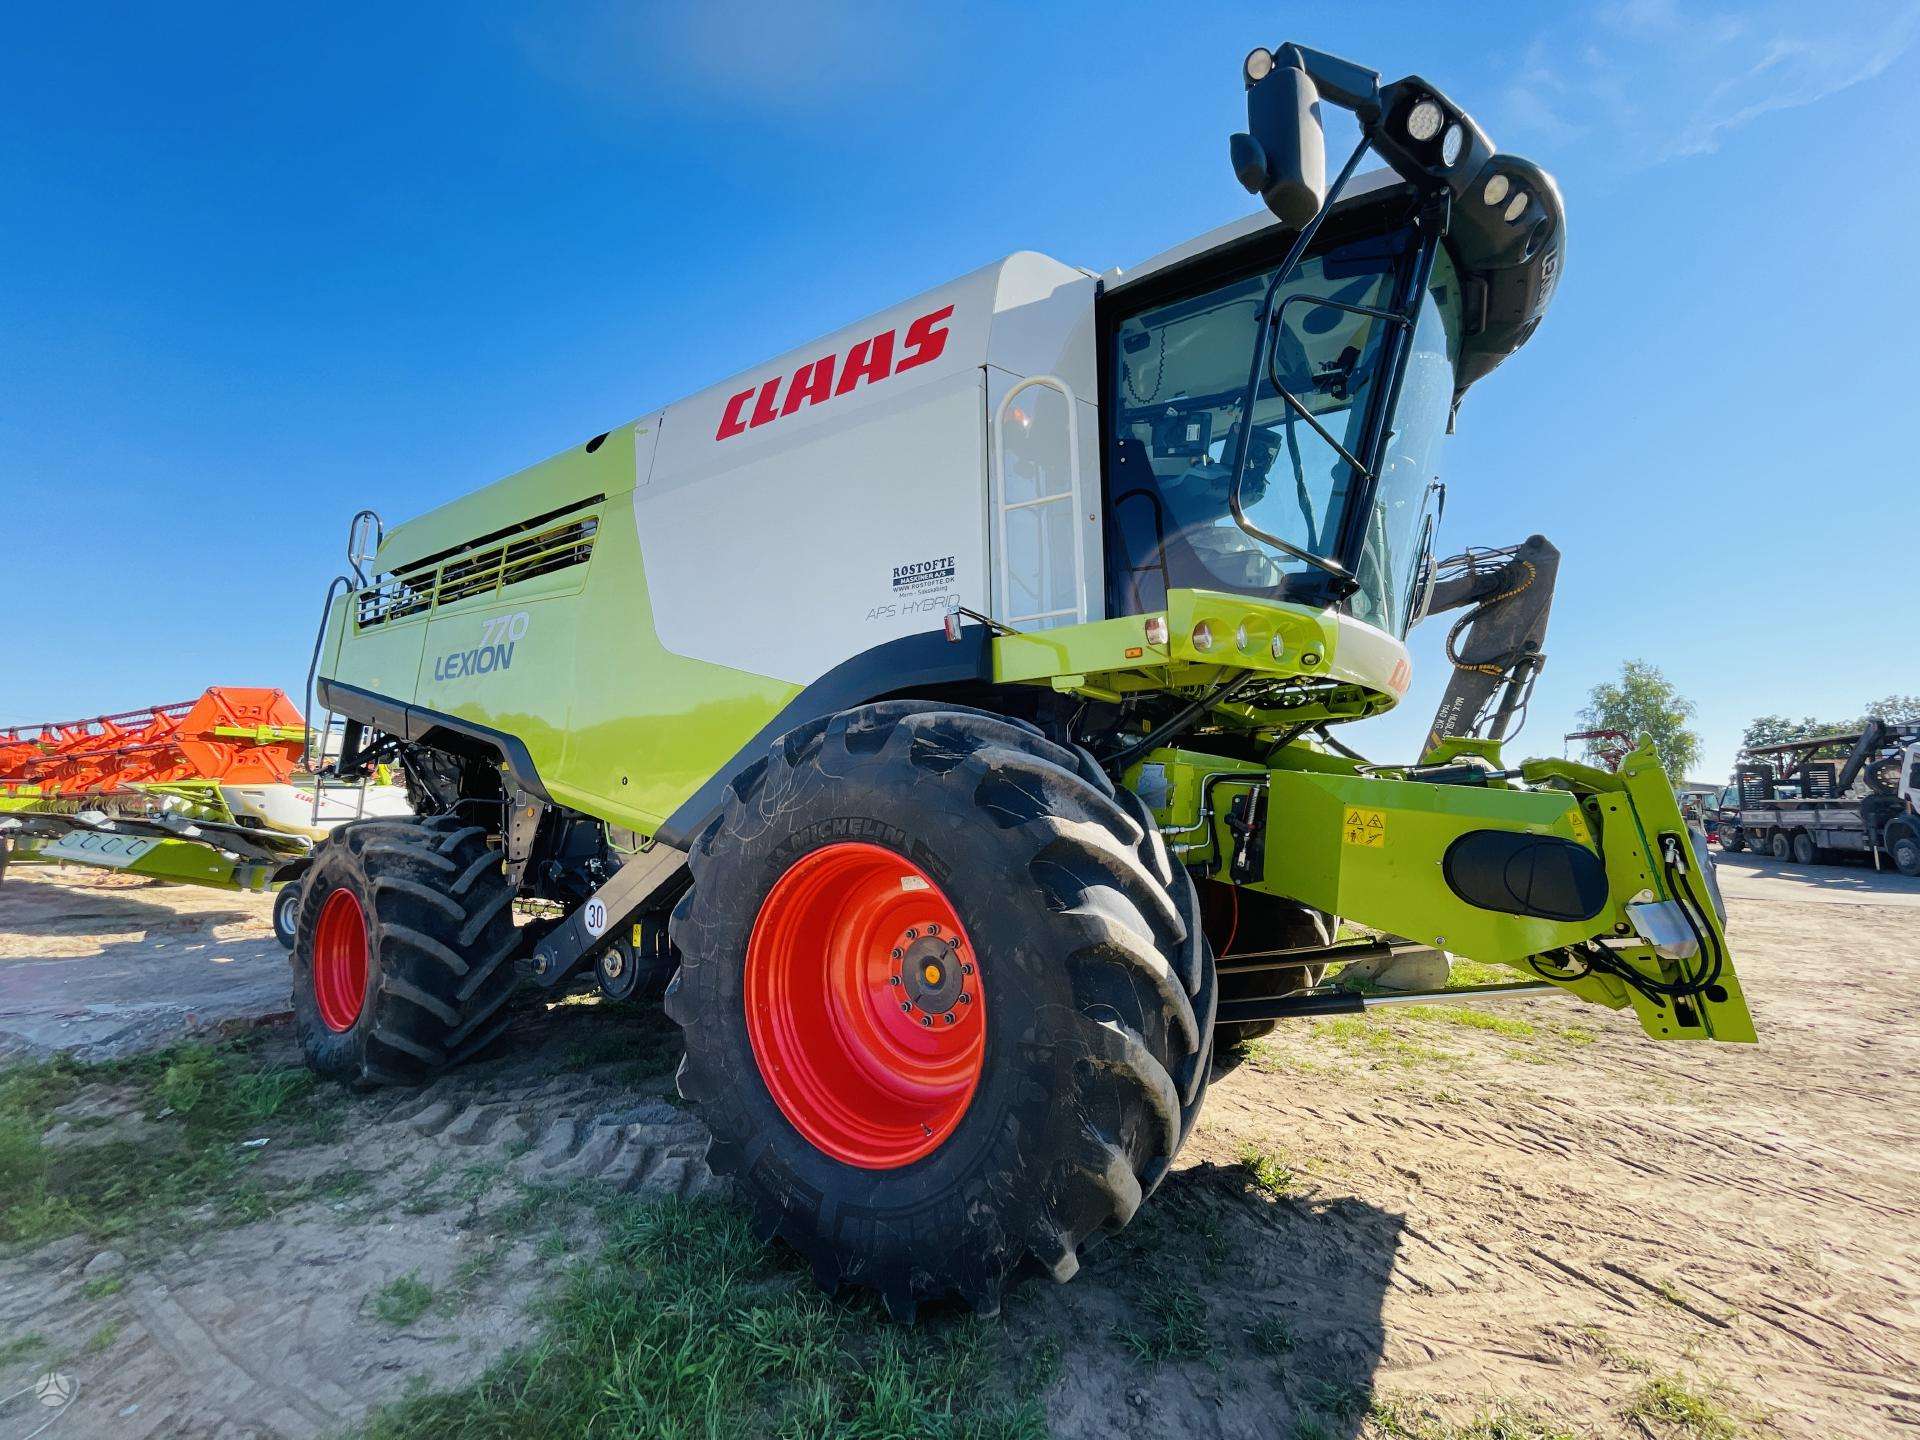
1105 228 1461 635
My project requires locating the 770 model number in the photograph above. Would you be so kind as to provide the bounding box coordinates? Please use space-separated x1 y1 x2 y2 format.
433 611 529 681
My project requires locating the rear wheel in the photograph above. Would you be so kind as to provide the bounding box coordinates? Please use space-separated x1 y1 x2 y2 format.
1770 830 1790 861
272 880 302 951
291 815 521 1084
1890 829 1920 878
1791 830 1819 866
666 701 1213 1318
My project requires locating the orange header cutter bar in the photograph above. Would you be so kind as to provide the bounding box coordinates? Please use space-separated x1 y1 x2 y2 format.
0 687 307 796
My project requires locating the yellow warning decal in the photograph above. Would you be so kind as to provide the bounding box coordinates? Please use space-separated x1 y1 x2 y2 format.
1342 806 1387 847
1566 809 1593 847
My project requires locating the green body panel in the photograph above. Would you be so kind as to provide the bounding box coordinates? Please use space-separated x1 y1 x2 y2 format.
1131 739 1754 1044
325 428 797 835
1262 766 1599 962
993 590 1393 724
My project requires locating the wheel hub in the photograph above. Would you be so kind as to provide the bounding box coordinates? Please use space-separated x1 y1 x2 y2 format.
894 929 972 1022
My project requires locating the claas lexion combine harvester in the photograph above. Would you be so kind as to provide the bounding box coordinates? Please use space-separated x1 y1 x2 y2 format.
0 688 408 947
293 43 1752 1318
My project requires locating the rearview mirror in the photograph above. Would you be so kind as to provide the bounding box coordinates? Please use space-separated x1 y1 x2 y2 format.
1231 51 1327 228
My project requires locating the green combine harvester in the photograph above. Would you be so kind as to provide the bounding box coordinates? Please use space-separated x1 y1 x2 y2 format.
299 43 1750 1318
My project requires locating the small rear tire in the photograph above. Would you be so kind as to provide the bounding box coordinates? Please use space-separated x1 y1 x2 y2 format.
272 881 302 951
1890 830 1920 878
291 815 521 1085
1769 831 1790 861
1791 830 1819 866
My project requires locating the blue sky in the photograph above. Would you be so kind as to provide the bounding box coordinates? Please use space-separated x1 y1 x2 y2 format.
3 1 1916 778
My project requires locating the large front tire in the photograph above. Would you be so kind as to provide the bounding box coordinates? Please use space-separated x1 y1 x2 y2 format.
666 702 1214 1319
291 815 521 1085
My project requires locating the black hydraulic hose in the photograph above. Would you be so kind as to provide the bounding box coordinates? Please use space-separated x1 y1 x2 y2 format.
1315 726 1370 765
302 576 351 774
1103 672 1262 774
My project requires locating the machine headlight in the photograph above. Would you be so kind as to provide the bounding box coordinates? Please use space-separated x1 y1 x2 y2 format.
1269 634 1287 661
1482 173 1511 206
1235 623 1250 652
1192 622 1215 652
1244 47 1274 83
1406 98 1444 142
1504 190 1529 223
1441 123 1464 166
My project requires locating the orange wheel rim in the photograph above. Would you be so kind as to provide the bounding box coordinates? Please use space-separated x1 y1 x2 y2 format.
313 887 368 1033
744 842 984 1169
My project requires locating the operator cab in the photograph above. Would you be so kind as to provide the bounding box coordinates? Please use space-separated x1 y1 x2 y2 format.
1102 186 1457 636
1097 44 1565 644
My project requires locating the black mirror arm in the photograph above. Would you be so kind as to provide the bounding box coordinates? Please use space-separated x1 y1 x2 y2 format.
1277 44 1384 123
1223 132 1373 596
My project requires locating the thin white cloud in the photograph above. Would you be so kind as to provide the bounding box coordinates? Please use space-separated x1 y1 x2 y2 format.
1495 1 1920 165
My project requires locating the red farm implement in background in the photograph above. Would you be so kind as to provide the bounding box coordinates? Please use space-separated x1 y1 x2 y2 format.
0 687 410 943
0 688 306 797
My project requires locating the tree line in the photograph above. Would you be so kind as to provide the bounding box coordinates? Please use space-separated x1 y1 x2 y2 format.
1572 661 1916 781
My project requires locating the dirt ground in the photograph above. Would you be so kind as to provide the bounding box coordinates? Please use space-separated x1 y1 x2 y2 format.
0 867 292 1063
1 852 1915 1439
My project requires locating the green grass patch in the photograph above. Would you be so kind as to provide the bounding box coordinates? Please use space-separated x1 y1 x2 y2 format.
0 1332 48 1365
358 1193 1045 1439
1444 959 1515 989
1368 1395 1582 1439
1247 1314 1295 1355
1307 1015 1457 1067
83 1319 123 1353
80 1274 125 1299
1111 1267 1214 1365
0 1039 336 1247
1627 1373 1739 1438
371 1273 436 1328
1234 1143 1297 1199
1399 1005 1536 1039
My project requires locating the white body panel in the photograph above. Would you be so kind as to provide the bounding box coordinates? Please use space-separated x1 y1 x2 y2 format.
634 254 1097 687
222 781 414 840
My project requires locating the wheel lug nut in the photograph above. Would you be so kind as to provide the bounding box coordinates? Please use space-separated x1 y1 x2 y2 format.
905 928 919 940
943 1012 955 1024
888 976 901 986
958 992 971 1005
891 948 903 960
919 1015 933 1028
960 962 974 975
927 923 940 934
900 1001 912 1013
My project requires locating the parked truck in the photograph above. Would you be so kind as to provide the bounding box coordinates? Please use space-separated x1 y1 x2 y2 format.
1717 719 1920 874
295 42 1752 1319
